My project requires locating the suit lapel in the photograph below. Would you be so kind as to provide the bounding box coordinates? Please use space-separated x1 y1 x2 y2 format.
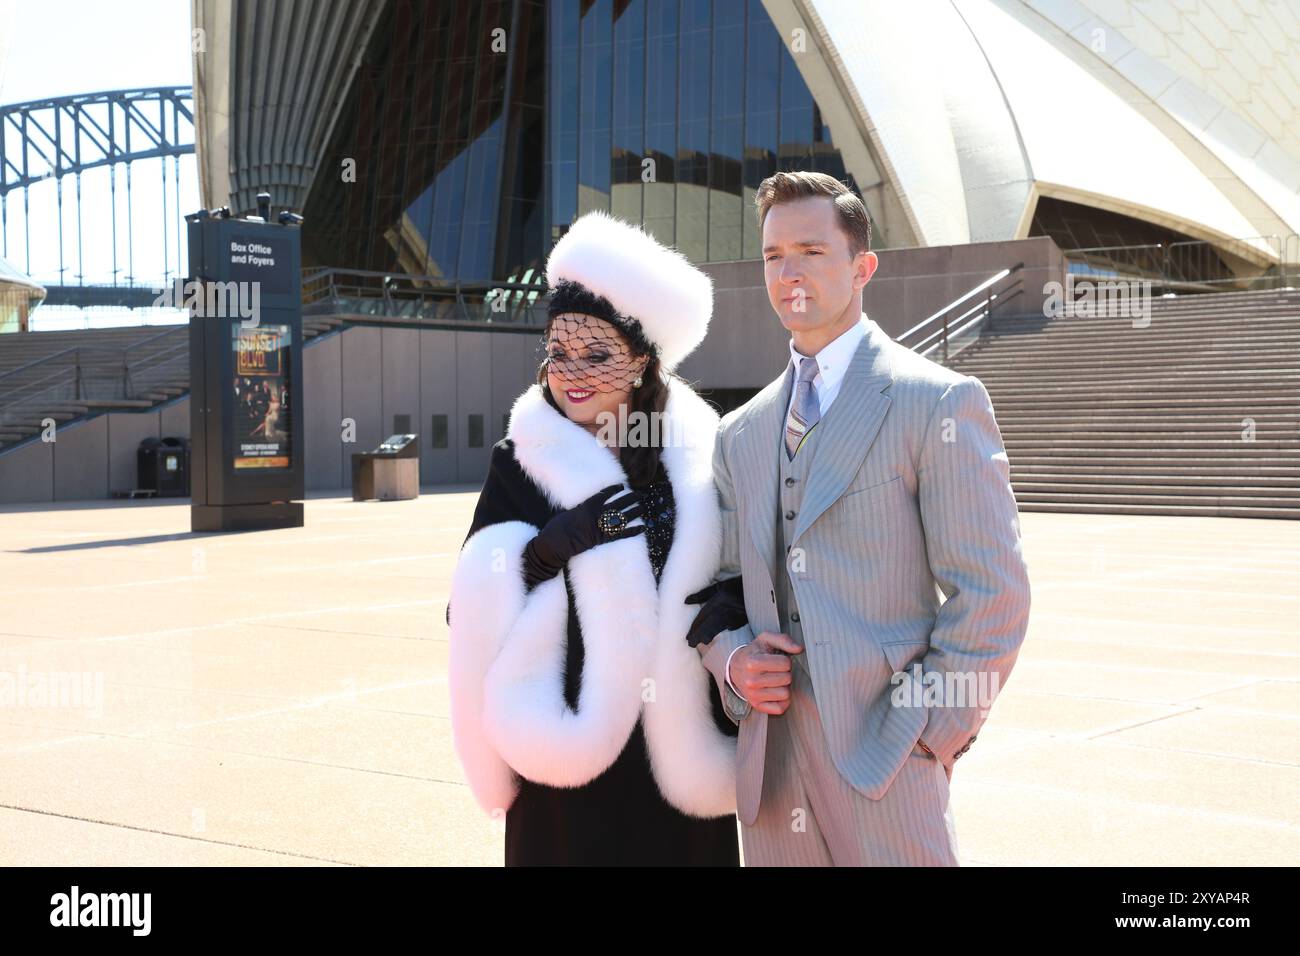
733 366 793 587
790 320 895 548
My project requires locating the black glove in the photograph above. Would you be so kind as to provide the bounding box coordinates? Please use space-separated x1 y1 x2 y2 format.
684 576 748 647
523 483 646 591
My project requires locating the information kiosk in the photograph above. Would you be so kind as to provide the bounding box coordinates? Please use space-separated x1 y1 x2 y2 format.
186 194 306 532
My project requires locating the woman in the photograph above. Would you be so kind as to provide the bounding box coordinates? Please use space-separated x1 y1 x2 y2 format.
448 210 742 865
252 383 284 441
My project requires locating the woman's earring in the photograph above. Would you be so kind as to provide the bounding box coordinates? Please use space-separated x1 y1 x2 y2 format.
633 375 643 387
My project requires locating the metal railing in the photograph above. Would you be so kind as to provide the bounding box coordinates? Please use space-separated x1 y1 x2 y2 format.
0 327 189 434
301 267 550 327
895 263 1025 363
1063 233 1300 293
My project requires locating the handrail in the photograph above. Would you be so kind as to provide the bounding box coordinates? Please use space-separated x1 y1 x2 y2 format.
0 361 82 406
301 267 547 296
1062 233 1299 291
301 266 550 326
895 262 1024 363
0 325 188 407
0 345 85 383
1067 242 1164 254
0 325 186 386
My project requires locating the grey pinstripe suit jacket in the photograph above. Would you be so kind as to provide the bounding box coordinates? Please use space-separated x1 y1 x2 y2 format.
696 315 1031 827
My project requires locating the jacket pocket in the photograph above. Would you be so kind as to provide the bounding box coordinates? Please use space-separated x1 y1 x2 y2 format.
880 640 931 757
880 638 928 675
829 473 908 539
840 473 903 501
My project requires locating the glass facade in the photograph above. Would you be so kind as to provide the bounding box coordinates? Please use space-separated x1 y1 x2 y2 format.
303 0 860 284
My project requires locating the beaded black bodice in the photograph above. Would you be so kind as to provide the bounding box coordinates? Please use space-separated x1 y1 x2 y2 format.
637 473 675 582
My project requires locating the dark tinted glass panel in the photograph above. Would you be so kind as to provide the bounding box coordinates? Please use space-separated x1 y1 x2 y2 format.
675 0 711 263
642 0 678 246
549 0 581 241
578 0 613 215
777 41 815 172
300 0 862 282
743 0 780 258
499 1 547 282
431 414 449 449
709 0 745 260
303 0 544 284
611 0 646 224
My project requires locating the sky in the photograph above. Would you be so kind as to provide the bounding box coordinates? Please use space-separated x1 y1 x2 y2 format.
1 0 193 104
1 0 196 327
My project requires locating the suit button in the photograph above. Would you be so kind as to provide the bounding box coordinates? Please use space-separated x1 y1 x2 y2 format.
791 612 800 622
785 510 795 520
785 477 796 486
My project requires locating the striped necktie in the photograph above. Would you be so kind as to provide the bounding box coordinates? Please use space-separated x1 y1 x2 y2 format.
784 356 821 461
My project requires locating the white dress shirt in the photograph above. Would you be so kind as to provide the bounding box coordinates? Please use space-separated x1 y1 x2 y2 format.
783 314 867 424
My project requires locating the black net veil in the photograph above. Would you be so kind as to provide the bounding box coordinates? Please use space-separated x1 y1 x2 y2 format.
542 279 656 393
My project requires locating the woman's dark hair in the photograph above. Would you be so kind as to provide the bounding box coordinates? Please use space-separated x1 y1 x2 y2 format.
536 324 673 488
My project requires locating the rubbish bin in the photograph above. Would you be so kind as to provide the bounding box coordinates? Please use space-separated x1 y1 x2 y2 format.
138 436 190 497
352 434 419 501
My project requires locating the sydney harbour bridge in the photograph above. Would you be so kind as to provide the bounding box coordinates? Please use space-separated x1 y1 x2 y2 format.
0 84 194 309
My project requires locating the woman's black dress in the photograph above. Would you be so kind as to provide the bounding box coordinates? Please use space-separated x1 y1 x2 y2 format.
462 439 740 866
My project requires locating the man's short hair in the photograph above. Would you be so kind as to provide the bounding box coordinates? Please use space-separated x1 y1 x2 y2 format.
754 171 872 256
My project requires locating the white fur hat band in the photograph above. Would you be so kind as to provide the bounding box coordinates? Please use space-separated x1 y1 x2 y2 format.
544 211 713 371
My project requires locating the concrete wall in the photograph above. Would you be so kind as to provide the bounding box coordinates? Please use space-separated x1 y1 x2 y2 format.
0 400 192 506
299 324 541 494
0 324 542 505
857 235 1064 339
0 236 1064 503
678 234 1063 389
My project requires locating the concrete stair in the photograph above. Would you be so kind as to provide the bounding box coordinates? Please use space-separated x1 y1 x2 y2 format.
943 288 1300 519
0 318 344 449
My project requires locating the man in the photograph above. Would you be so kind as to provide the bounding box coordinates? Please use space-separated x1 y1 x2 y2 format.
690 171 1031 866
